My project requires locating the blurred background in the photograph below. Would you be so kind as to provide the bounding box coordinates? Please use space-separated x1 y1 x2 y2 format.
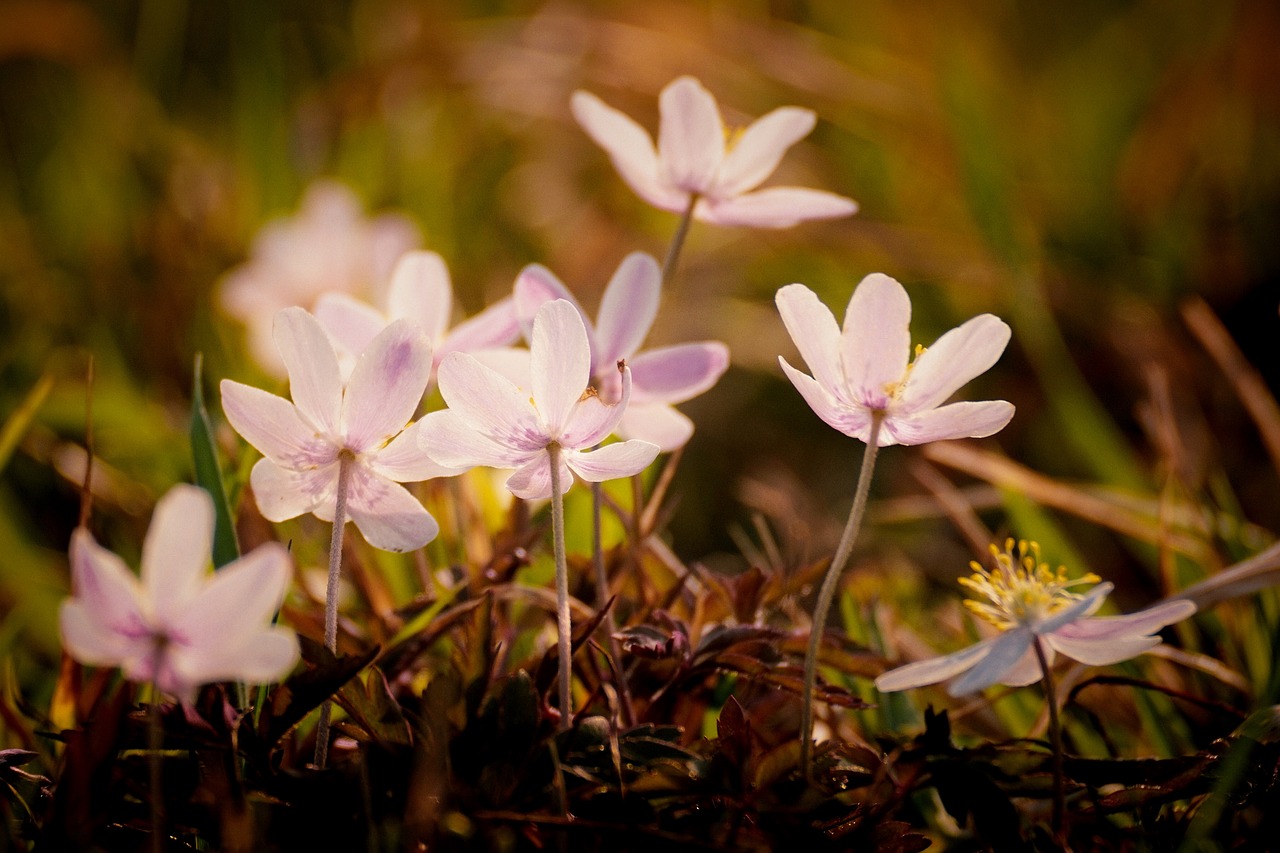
2 0 1278 695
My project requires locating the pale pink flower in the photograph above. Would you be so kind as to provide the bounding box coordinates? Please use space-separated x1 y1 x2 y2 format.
312 250 521 382
221 307 447 552
572 76 857 228
59 485 299 705
219 181 420 375
777 275 1015 446
418 299 661 500
875 540 1197 696
512 252 729 451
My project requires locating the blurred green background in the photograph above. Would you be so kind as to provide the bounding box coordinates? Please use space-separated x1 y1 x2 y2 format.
1 0 1278 687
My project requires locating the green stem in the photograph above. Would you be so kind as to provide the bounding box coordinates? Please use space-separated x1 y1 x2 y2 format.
1034 636 1066 842
661 194 698 284
800 413 884 779
314 452 353 769
549 444 573 731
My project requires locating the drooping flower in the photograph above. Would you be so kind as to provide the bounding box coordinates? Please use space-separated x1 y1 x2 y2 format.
59 485 299 705
219 181 421 376
418 299 661 500
313 249 520 382
221 307 447 552
572 76 857 229
776 274 1016 447
875 540 1197 696
512 252 729 451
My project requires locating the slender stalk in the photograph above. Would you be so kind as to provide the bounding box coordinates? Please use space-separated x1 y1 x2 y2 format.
148 674 163 853
800 413 884 779
1033 636 1066 841
661 194 698 284
591 481 635 725
314 452 354 769
548 443 573 731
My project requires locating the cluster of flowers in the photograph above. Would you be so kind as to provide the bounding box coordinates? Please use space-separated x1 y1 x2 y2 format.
60 76 1194 745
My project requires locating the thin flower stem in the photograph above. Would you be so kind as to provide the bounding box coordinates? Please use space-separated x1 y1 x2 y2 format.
592 481 635 726
661 194 698 284
548 443 573 731
314 452 353 769
800 412 884 779
1033 636 1066 842
148 676 163 853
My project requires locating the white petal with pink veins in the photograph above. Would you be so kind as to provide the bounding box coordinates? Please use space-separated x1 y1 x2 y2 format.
595 252 661 367
140 485 213 615
698 187 857 228
658 76 725 193
342 319 431 452
714 106 815 197
531 301 593 437
273 307 344 435
898 313 1011 415
840 274 912 409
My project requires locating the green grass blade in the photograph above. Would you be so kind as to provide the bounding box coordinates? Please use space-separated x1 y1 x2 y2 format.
190 354 239 567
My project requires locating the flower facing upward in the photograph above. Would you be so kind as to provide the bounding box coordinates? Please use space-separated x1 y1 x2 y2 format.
313 250 520 382
418 299 661 500
572 76 857 228
513 252 729 451
59 485 299 705
776 275 1016 447
875 540 1197 696
221 307 448 552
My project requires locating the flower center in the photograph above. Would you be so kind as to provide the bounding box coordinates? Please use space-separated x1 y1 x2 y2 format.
958 539 1100 630
874 344 927 409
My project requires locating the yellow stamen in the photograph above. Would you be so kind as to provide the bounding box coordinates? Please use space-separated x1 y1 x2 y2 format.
959 539 1100 630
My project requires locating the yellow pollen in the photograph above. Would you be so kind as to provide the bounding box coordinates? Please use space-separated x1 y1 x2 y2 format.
722 123 746 150
578 386 599 402
881 344 929 400
958 538 1100 631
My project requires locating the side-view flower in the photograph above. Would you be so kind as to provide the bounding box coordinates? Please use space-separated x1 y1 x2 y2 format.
513 252 729 451
777 274 1016 447
221 306 448 552
573 76 857 228
875 540 1198 696
59 484 299 705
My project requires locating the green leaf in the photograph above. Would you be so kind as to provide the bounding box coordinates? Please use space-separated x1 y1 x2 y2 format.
190 353 239 567
0 373 53 475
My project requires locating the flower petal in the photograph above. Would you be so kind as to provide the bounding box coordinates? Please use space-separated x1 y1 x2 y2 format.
273 307 344 435
841 273 912 410
416 409 534 470
874 636 999 693
386 250 452 343
949 627 1034 695
570 90 685 212
617 403 694 451
343 319 432 451
221 380 336 468
565 440 660 483
1052 599 1196 641
345 468 440 552
435 353 543 451
560 363 632 448
885 401 1015 445
312 292 388 374
996 644 1048 687
531 300 593 437
249 458 338 522
698 187 857 228
715 106 815 197
627 342 729 405
898 313 1011 414
438 298 521 362
505 453 570 501
595 252 661 366
176 627 299 692
1045 633 1161 667
512 264 592 346
658 76 724 193
775 284 844 396
779 357 873 441
369 417 464 481
141 485 213 616
1034 583 1113 634
61 529 149 668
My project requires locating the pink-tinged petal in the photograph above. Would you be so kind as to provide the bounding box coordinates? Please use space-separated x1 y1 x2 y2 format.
885 400 1015 445
949 627 1033 695
140 485 213 615
369 418 464 482
386 250 452 343
776 284 844 395
416 410 535 470
1045 633 1161 667
560 363 632 449
779 357 873 441
1034 584 1113 634
565 440 659 483
627 341 729 405
841 274 912 409
344 468 440 552
512 264 592 345
175 627 299 691
996 644 1048 687
368 213 423 289
174 542 291 643
62 529 149 667
531 300 593 437
221 381 337 468
617 403 694 452
273 307 344 435
658 76 725 193
438 298 521 361
1052 599 1196 641
571 90 685 212
874 636 999 693
313 292 388 370
59 598 150 670
898 314 1011 414
249 458 338 523
698 187 857 228
435 353 543 451
505 454 570 501
595 252 661 366
715 106 815 197
343 319 432 451
468 346 532 388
